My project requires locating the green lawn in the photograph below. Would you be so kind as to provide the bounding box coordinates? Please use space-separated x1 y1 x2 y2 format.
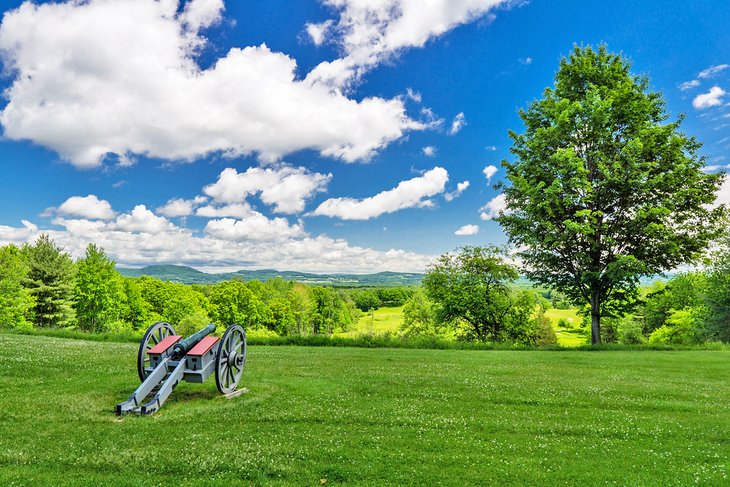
1 334 729 485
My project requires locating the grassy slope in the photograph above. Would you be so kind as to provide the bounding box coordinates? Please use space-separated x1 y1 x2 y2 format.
337 306 404 337
1 335 728 485
544 308 589 346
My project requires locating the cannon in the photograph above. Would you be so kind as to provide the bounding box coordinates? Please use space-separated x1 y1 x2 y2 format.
115 321 246 415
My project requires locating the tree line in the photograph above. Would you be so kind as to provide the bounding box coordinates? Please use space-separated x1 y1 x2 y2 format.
397 242 730 345
399 246 559 346
0 235 368 337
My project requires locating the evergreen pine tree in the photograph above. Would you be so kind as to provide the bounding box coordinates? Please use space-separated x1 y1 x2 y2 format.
23 235 76 328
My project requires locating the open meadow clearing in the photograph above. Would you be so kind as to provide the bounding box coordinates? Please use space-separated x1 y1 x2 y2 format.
1 333 728 485
544 308 589 347
337 306 405 337
342 306 590 347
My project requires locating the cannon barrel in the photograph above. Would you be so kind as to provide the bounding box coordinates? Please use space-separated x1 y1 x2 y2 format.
171 323 216 359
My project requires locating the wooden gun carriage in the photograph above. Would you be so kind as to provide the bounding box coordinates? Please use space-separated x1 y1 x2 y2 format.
116 322 246 415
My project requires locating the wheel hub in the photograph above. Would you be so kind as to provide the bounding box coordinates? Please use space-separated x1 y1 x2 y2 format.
227 351 243 368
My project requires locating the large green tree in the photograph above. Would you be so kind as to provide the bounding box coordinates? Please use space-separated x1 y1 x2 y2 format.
423 246 519 342
498 45 726 344
23 235 76 327
74 244 122 332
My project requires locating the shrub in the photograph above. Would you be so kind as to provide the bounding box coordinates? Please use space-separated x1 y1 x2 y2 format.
617 315 644 344
648 308 699 345
177 311 211 337
104 321 134 335
246 326 279 339
535 312 558 346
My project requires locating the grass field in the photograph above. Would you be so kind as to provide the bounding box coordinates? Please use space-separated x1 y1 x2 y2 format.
1 334 728 485
543 308 588 346
337 306 404 337
343 306 589 348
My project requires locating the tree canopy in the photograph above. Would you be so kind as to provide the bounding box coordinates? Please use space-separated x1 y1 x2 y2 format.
498 45 726 344
423 246 519 342
75 244 122 332
0 244 34 329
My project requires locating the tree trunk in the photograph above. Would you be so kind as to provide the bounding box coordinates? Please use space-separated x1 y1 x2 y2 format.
590 291 601 345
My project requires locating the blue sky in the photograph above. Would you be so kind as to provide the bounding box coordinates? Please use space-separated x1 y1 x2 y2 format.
0 0 728 272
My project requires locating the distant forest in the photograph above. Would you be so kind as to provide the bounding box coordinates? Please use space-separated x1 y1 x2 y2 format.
0 235 416 338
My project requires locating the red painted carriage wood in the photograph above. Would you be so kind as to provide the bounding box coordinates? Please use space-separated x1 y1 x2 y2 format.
188 336 220 356
148 335 182 355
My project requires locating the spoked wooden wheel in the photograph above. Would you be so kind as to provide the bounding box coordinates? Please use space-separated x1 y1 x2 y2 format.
137 322 176 382
216 325 246 394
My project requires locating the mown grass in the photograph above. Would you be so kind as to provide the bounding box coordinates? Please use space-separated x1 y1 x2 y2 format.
0 334 728 485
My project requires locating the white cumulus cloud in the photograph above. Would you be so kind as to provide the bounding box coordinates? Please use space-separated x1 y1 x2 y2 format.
305 19 333 46
0 0 423 168
306 0 508 89
180 0 224 32
195 203 254 219
204 214 305 242
156 196 208 218
698 64 729 79
422 145 436 157
57 195 116 220
454 224 479 236
479 193 508 220
0 220 37 244
483 164 498 183
204 165 331 214
114 205 175 234
693 86 727 109
449 112 466 135
679 79 700 91
444 180 470 201
0 213 435 273
312 167 449 220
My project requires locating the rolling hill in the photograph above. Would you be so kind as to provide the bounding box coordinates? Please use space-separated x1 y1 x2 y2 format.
117 264 424 286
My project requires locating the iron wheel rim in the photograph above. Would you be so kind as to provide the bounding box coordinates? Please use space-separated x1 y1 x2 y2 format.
216 324 246 394
137 321 175 382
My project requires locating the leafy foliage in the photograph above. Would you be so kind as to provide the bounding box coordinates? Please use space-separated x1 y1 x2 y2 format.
0 244 34 329
400 289 438 338
209 280 271 329
350 289 381 312
702 231 730 342
499 45 726 344
534 309 558 346
74 244 123 332
423 246 547 343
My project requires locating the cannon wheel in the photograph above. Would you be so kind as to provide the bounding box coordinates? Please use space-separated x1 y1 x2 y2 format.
137 322 176 382
215 324 246 394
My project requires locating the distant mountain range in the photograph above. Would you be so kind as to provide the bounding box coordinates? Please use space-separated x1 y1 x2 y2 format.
117 264 671 288
117 264 424 287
